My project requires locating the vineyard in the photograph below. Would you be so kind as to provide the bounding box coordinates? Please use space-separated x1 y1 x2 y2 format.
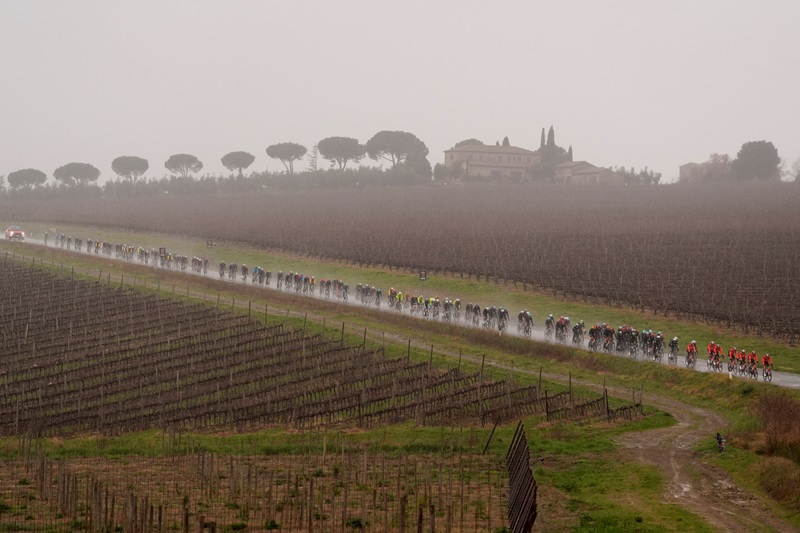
5 182 799 342
0 248 652 529
0 253 638 530
1 446 512 531
0 258 558 438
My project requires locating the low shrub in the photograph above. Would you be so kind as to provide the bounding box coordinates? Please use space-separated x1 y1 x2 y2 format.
752 391 800 464
759 456 800 510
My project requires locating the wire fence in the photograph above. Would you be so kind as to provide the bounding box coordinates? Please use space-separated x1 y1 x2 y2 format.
506 421 537 533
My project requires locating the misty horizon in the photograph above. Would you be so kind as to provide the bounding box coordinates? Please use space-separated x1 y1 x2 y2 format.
1 1 797 184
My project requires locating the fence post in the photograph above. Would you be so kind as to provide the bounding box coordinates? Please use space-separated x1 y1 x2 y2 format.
399 494 407 532
537 367 542 400
479 354 486 425
544 390 550 422
482 422 498 455
569 372 573 408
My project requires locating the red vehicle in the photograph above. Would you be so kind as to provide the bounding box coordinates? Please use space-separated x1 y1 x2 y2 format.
4 226 25 241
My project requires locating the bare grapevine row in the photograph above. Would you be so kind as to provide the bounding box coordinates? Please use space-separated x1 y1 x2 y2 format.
0 258 551 437
3 448 509 532
7 181 799 341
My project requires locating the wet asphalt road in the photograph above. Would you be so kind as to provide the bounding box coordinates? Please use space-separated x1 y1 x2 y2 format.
15 236 800 390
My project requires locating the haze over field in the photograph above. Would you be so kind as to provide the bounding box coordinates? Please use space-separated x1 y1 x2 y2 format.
1 0 797 183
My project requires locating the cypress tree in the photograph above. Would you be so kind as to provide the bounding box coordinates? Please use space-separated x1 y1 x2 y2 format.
502 136 510 147
540 128 546 148
567 145 573 162
547 126 555 146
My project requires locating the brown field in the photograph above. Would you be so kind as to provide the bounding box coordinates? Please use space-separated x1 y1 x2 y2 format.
0 450 512 532
5 182 799 342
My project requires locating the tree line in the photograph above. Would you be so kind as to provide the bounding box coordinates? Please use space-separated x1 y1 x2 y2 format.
2 133 794 193
0 130 432 191
687 140 796 183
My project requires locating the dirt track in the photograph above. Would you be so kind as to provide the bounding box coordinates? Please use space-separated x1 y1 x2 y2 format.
614 392 792 532
474 358 794 531
376 333 796 531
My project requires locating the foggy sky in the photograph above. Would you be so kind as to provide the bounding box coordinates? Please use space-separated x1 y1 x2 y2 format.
1 1 797 184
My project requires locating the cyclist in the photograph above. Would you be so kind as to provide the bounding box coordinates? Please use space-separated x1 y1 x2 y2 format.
737 348 747 372
545 314 555 337
498 307 509 331
555 316 566 338
728 346 737 366
712 343 722 369
707 341 716 364
686 340 698 364
747 350 759 377
668 336 679 357
762 353 773 380
572 320 585 344
517 310 528 333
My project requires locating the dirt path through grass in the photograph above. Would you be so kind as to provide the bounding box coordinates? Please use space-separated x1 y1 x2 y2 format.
366 325 794 531
614 395 790 532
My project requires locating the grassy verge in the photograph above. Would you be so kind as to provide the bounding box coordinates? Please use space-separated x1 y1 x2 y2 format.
693 391 800 529
697 440 800 529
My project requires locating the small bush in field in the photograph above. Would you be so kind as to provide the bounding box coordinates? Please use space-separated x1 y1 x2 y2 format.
753 391 800 464
759 457 800 510
346 516 364 529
